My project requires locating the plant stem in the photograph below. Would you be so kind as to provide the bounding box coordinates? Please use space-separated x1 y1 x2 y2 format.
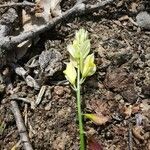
77 66 85 150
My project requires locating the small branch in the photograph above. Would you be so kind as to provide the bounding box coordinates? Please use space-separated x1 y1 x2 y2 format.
128 121 133 150
10 63 40 90
0 0 114 50
0 1 35 8
11 100 33 150
85 0 114 13
35 85 46 106
10 95 35 109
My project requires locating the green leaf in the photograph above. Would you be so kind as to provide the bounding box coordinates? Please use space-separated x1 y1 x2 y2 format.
82 54 96 78
84 114 109 125
63 62 77 86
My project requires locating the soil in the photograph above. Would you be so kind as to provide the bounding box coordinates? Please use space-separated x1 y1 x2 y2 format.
0 0 150 150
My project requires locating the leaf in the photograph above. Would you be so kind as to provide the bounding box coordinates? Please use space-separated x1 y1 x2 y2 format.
50 0 62 17
67 29 91 67
75 29 90 60
75 28 88 44
63 62 76 86
70 55 78 68
123 105 132 119
80 39 90 59
67 44 79 60
132 126 144 141
88 137 103 150
84 114 109 125
82 54 96 78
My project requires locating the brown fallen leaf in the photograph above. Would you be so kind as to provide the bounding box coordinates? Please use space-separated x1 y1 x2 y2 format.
123 105 132 119
132 126 144 141
129 2 138 12
132 104 140 114
18 0 62 60
84 114 109 125
88 137 103 150
122 104 140 119
140 99 150 112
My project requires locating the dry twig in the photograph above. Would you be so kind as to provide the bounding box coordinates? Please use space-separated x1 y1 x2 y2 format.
0 1 35 8
35 85 46 106
0 0 114 50
128 121 133 150
11 100 33 150
10 95 35 109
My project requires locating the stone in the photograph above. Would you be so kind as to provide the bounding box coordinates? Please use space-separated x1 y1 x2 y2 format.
136 11 150 30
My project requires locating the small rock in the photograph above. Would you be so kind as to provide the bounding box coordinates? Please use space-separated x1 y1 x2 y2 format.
120 84 138 103
54 86 64 96
136 11 150 30
39 49 62 76
45 102 52 111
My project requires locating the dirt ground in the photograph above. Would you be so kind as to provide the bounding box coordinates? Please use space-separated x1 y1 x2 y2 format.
0 0 150 150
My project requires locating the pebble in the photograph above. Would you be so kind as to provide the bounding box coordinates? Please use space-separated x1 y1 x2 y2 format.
45 102 52 111
136 11 150 30
54 86 64 96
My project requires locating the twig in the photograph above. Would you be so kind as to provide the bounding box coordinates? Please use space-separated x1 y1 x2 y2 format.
128 121 133 150
50 80 69 85
85 0 114 13
10 63 40 90
11 96 31 104
0 1 35 8
24 104 28 126
11 100 33 150
0 0 114 50
10 95 35 109
35 85 46 106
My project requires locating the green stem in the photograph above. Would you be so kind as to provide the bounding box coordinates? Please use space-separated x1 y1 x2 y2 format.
77 65 85 150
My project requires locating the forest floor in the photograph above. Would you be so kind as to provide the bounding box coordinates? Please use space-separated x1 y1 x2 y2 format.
0 0 150 150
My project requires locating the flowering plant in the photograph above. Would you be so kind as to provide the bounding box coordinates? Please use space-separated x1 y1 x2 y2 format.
63 29 96 150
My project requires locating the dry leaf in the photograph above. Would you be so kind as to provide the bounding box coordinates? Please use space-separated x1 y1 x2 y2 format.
140 99 150 112
88 137 103 150
130 2 138 12
123 105 132 119
84 114 109 125
36 0 62 20
18 0 62 59
122 104 140 119
132 126 144 141
132 104 140 114
50 0 62 17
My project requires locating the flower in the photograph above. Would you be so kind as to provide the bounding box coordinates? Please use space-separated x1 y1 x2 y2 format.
75 28 88 44
67 29 90 61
